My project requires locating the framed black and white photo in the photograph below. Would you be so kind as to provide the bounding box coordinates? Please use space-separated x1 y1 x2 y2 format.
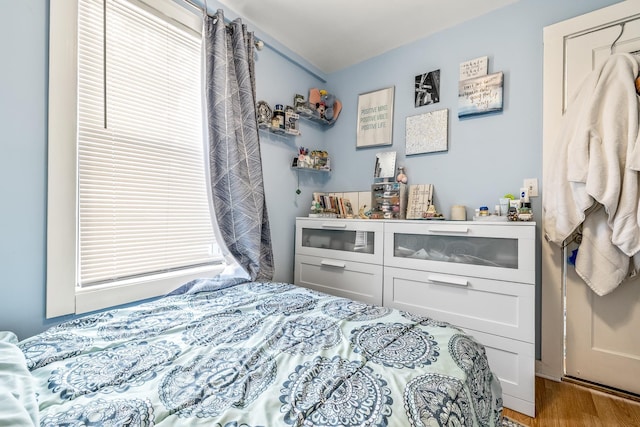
415 69 440 107
356 86 394 148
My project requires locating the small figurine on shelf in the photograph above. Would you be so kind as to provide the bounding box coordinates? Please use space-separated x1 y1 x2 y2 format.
284 105 299 134
359 205 370 219
310 200 322 215
294 94 306 111
321 91 342 121
507 206 519 221
423 205 437 218
517 203 533 221
310 150 330 170
273 104 285 129
256 100 272 128
423 204 444 219
308 88 342 123
298 147 309 168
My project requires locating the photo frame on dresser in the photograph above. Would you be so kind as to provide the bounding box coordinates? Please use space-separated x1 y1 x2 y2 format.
406 184 434 219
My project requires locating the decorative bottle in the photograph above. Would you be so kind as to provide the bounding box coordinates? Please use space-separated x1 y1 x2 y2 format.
396 166 407 184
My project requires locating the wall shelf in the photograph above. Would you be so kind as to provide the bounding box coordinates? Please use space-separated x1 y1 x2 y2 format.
295 105 336 126
259 123 300 136
291 156 330 173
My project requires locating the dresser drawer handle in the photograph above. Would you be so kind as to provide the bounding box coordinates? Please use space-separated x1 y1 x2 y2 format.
320 260 346 268
321 223 348 229
427 226 469 234
428 274 468 287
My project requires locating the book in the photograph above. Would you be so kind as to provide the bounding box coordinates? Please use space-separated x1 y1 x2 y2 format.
310 192 355 218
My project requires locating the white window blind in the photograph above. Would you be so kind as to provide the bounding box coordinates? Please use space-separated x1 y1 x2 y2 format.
77 0 220 287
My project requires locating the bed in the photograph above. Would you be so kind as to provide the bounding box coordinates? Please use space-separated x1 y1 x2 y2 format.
4 280 503 426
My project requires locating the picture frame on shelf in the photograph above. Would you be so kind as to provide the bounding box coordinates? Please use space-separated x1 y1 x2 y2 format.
406 184 434 219
356 86 394 148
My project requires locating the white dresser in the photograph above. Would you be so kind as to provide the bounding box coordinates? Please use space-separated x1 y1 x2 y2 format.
294 218 384 305
294 217 536 417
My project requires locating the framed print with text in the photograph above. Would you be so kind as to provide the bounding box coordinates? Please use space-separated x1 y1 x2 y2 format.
356 86 394 148
458 71 503 118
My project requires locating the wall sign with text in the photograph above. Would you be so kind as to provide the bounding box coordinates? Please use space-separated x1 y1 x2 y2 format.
458 71 503 118
356 86 394 148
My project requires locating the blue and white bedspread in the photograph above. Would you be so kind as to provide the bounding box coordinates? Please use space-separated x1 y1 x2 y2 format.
16 281 503 426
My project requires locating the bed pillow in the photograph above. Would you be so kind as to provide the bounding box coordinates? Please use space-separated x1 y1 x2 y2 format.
0 331 40 427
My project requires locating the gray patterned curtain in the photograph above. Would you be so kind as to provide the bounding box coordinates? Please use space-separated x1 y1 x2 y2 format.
203 10 273 281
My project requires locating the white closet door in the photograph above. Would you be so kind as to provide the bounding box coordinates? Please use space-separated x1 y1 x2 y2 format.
543 2 640 394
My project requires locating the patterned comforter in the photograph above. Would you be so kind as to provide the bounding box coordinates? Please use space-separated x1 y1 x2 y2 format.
18 281 503 426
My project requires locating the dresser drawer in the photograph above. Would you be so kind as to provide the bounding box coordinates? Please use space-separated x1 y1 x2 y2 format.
296 218 384 264
462 328 535 417
384 221 535 284
383 266 534 342
295 254 383 305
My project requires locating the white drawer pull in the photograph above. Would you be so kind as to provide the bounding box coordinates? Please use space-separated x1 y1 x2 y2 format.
320 260 346 268
427 226 469 234
428 274 468 287
322 223 348 229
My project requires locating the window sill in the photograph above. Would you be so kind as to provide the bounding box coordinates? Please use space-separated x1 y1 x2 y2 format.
74 264 226 315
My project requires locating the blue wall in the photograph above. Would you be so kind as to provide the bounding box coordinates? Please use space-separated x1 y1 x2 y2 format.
0 0 619 340
0 1 51 339
325 0 619 213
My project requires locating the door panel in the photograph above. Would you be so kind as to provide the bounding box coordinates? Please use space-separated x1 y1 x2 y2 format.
565 263 640 394
561 15 640 394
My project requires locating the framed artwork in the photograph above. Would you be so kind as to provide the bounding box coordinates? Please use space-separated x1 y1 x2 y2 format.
356 86 394 148
405 109 449 155
406 184 434 219
458 71 504 118
459 56 488 81
415 69 440 107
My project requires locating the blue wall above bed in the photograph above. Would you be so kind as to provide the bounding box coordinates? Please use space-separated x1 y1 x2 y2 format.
0 0 51 339
0 0 620 340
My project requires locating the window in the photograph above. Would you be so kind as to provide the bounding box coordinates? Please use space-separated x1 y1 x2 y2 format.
47 0 224 318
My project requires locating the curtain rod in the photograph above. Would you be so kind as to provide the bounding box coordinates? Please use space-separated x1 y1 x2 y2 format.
180 0 263 50
178 0 327 82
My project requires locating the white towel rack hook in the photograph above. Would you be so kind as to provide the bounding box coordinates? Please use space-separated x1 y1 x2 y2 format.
610 22 625 54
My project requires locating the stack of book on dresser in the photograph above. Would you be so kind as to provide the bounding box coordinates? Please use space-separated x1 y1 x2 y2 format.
311 192 353 218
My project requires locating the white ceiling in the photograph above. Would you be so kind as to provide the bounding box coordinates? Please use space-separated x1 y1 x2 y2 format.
217 0 519 74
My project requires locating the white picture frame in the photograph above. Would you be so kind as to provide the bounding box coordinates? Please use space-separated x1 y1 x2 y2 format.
356 86 394 148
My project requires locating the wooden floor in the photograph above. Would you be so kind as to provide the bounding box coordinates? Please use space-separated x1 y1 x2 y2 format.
503 377 640 426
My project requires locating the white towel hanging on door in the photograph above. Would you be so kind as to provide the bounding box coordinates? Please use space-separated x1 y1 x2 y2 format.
543 53 640 295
